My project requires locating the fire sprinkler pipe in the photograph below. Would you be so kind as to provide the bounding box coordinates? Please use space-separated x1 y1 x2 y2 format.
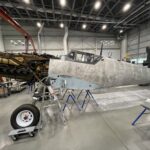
0 8 36 53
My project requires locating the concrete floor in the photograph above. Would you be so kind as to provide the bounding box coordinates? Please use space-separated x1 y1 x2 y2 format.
1 86 150 150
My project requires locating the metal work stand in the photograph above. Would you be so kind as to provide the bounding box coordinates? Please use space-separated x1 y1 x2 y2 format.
62 89 98 112
132 105 150 126
45 85 67 124
62 90 81 111
81 90 99 110
8 126 37 141
33 81 67 124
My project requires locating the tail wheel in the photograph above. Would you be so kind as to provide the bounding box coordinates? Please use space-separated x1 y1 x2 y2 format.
10 104 40 129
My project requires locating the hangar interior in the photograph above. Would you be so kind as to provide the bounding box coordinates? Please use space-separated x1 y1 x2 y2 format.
0 0 150 150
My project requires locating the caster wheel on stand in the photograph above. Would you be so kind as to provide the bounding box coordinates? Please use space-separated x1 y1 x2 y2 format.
11 135 17 141
29 132 35 137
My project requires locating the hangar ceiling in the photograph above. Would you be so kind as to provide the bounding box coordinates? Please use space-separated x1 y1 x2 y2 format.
0 0 150 34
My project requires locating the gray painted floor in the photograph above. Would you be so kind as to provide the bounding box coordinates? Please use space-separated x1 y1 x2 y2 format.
0 86 150 150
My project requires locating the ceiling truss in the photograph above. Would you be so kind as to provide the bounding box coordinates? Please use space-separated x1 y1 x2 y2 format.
0 0 149 34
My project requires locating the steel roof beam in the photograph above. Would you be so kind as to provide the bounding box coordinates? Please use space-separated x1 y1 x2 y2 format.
12 18 120 24
114 0 150 28
0 2 118 23
7 0 23 18
75 0 88 28
41 0 49 25
69 0 76 27
103 0 114 17
124 5 150 24
104 0 120 17
91 0 111 31
24 8 34 25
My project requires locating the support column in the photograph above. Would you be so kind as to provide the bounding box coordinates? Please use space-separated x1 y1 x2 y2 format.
0 24 4 52
137 27 141 63
63 26 68 55
121 34 127 60
38 23 44 54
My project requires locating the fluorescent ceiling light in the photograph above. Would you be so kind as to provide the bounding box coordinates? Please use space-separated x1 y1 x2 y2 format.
82 24 87 29
123 3 131 12
94 1 101 10
120 29 123 33
60 0 66 7
60 23 64 28
102 24 107 30
36 22 42 28
23 0 30 4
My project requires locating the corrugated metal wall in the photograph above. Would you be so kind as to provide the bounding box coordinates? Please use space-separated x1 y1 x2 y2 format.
127 21 150 59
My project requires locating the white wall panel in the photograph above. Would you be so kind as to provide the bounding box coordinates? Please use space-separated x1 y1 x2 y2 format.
82 37 96 49
3 36 38 51
2 26 121 59
68 37 83 49
42 36 63 50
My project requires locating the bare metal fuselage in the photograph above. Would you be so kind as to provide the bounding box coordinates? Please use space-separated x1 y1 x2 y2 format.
49 57 150 88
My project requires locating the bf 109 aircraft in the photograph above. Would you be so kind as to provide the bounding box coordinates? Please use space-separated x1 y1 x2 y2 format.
49 49 150 89
9 47 150 138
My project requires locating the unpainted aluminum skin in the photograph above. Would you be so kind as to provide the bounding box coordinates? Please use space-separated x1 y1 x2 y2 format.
49 57 150 88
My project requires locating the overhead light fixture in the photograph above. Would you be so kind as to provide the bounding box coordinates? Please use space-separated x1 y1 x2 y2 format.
94 1 101 10
120 29 123 33
60 0 66 7
123 3 131 12
36 22 42 28
23 0 30 4
60 23 64 28
102 24 107 30
82 24 87 29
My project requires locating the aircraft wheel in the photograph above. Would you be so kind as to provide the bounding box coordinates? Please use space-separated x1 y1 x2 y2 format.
10 104 40 129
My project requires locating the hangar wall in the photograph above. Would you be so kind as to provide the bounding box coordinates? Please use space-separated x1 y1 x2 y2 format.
1 25 121 59
127 21 150 61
